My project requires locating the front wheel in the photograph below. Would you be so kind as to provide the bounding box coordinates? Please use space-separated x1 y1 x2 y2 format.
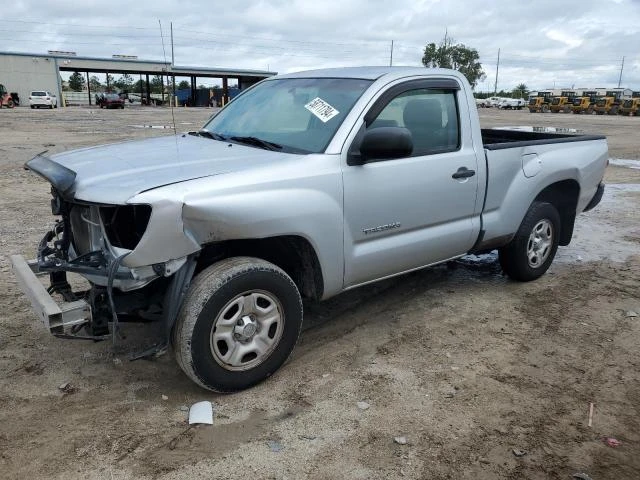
499 202 561 282
173 257 303 392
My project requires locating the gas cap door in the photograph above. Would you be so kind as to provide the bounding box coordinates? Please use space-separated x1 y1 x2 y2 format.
522 153 542 178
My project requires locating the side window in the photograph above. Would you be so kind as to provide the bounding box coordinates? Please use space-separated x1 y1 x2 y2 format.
370 89 460 156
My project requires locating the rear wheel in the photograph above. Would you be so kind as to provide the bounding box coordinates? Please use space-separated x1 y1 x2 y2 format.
173 257 303 392
499 202 560 282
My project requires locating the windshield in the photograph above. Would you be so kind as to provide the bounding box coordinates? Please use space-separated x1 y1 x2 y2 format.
32 91 46 96
202 77 373 154
106 94 120 100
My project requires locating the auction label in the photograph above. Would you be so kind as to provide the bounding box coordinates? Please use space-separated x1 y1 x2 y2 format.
305 97 340 123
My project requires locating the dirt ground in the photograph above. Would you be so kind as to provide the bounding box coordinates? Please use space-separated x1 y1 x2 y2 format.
0 106 638 480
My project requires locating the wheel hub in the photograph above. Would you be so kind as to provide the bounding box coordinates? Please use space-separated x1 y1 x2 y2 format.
235 315 258 341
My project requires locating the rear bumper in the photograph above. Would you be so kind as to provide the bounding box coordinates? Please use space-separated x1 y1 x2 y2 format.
10 254 90 333
583 183 605 212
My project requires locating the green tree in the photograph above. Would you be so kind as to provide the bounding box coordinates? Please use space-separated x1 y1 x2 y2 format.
134 79 146 94
68 71 85 92
150 75 165 93
177 80 190 90
512 83 528 99
88 75 102 92
113 73 134 91
422 37 486 88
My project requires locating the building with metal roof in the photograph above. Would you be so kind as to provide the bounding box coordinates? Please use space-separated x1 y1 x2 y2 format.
0 50 276 107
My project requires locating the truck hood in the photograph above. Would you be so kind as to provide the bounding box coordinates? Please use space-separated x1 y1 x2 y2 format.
27 134 288 204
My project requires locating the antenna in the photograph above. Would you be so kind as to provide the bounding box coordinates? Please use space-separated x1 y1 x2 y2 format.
158 20 177 135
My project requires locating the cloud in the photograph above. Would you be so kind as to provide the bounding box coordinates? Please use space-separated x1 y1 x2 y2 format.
0 0 639 91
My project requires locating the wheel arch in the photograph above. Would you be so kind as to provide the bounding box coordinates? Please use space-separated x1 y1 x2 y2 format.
196 235 324 300
533 179 580 246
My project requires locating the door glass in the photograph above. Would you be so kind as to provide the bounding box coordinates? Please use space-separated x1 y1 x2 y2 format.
371 89 459 156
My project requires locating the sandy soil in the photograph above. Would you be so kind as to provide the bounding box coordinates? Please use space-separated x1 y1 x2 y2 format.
0 106 638 480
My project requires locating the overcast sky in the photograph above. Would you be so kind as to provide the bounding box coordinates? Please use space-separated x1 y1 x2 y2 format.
2 0 639 92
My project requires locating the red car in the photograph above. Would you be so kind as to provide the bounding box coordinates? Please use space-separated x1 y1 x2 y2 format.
96 93 125 109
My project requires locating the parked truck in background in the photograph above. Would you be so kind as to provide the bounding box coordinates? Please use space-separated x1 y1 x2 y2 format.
11 67 608 392
498 97 526 109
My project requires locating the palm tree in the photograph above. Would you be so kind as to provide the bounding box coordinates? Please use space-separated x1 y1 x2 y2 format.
513 83 529 99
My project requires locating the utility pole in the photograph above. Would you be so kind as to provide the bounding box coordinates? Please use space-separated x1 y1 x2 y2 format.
618 56 625 88
389 40 394 67
171 22 176 105
494 48 500 96
170 22 175 66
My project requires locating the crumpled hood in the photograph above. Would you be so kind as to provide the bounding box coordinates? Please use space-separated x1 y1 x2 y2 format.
44 134 287 204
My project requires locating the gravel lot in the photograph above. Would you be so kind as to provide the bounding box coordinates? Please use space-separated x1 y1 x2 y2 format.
0 106 638 479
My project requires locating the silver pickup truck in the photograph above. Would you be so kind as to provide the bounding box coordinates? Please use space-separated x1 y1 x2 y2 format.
11 67 607 392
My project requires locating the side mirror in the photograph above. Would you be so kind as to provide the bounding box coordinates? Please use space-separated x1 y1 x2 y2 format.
350 127 413 165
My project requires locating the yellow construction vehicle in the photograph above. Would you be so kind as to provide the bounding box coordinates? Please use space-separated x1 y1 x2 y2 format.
619 91 640 116
569 90 602 114
528 91 554 113
550 90 580 113
594 89 632 115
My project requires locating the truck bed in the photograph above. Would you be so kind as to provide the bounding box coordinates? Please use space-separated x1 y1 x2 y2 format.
482 128 605 150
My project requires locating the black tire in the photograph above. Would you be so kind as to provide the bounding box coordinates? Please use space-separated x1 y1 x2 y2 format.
173 257 303 392
30 105 35 109
499 202 561 282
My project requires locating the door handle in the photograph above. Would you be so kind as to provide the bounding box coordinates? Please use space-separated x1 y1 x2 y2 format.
452 167 476 179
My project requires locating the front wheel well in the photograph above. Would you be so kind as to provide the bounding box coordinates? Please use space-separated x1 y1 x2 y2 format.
196 235 324 300
533 180 580 246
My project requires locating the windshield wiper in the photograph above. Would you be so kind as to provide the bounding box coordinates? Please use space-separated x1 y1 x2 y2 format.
191 130 228 141
229 136 283 151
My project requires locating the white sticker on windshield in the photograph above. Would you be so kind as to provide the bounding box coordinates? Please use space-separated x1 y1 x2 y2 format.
304 97 340 123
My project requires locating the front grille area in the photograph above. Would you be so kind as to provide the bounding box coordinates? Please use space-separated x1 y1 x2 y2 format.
100 205 152 250
69 205 99 256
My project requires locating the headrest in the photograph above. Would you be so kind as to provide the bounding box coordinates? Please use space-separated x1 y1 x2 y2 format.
403 98 443 130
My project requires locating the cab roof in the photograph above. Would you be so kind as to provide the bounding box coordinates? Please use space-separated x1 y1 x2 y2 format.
274 66 461 81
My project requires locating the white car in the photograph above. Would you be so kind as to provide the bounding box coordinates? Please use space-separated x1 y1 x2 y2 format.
29 91 58 109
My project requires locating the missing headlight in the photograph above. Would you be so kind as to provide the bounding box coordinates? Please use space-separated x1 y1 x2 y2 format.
100 205 151 250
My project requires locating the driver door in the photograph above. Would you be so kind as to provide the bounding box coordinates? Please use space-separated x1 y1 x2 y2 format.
342 79 482 287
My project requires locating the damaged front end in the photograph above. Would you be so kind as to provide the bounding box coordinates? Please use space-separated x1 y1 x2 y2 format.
11 154 197 349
